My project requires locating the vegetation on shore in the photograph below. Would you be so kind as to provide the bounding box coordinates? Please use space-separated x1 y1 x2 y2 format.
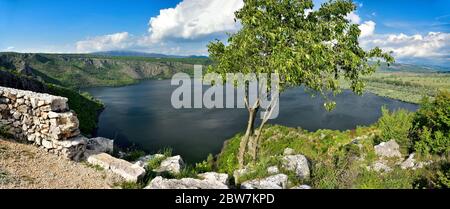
343 71 450 104
215 91 450 189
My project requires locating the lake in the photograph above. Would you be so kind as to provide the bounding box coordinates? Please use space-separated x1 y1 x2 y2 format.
87 80 418 163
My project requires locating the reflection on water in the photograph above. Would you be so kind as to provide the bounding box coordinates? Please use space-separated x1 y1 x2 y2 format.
87 80 418 163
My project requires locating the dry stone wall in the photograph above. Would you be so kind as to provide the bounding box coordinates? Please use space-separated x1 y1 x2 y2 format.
0 86 86 160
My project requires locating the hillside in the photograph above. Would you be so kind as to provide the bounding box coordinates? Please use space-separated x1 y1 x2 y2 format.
0 52 211 135
0 52 210 88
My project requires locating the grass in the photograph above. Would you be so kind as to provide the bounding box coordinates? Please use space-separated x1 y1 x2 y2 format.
83 162 105 172
216 119 447 188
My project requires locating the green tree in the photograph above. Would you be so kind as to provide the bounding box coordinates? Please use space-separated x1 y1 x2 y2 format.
411 91 450 155
207 0 393 168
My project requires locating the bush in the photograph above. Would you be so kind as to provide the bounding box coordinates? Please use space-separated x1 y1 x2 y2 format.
414 161 450 189
376 107 414 153
195 154 215 173
411 91 450 156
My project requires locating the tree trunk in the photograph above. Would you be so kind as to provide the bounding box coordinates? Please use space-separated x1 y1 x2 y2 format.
250 98 278 162
238 107 258 168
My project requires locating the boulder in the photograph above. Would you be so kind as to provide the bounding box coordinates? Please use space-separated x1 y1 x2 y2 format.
86 152 146 183
133 154 165 168
145 176 229 189
400 153 416 169
198 172 229 185
374 140 402 158
400 153 432 170
282 154 310 180
240 174 288 189
86 137 114 154
154 155 184 174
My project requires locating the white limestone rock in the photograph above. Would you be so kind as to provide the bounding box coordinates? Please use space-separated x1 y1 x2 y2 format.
240 174 288 189
145 176 229 189
374 140 402 158
282 154 310 180
154 155 184 174
87 152 146 183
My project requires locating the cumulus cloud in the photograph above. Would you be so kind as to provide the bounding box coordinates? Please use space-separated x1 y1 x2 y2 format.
346 11 361 24
146 0 244 42
359 21 376 38
360 32 450 58
76 32 132 52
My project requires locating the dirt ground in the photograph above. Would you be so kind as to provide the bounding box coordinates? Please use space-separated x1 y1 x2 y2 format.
0 139 123 189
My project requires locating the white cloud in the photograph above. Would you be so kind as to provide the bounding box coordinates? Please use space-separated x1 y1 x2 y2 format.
4 46 15 51
346 11 361 24
76 32 132 52
360 32 450 58
359 21 376 38
147 0 244 42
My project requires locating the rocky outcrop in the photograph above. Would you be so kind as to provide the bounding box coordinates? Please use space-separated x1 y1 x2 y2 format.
198 172 229 185
400 153 432 170
282 154 310 180
146 172 229 189
374 140 402 158
0 86 85 160
240 174 288 189
154 155 184 174
86 152 146 183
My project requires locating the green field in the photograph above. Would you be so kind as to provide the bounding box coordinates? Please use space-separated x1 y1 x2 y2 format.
360 71 450 104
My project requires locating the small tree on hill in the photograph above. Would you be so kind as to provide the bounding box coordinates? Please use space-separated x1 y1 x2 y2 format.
207 0 394 168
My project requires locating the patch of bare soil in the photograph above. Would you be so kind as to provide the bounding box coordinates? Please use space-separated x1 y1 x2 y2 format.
0 139 123 189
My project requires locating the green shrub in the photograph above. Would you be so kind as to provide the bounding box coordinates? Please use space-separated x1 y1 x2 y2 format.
411 91 450 156
414 161 450 189
376 107 414 153
216 135 241 175
158 147 173 158
195 154 215 173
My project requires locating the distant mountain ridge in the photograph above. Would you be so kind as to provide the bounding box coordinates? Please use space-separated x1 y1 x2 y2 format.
91 50 208 59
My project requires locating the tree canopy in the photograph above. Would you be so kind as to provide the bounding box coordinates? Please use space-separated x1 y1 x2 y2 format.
207 0 394 166
208 0 393 108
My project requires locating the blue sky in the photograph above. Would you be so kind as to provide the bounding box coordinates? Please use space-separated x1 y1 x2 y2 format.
0 0 449 66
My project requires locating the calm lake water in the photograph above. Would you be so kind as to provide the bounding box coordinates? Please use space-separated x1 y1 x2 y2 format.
87 80 418 163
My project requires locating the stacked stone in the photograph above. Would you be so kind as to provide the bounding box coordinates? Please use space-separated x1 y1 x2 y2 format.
0 86 86 161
